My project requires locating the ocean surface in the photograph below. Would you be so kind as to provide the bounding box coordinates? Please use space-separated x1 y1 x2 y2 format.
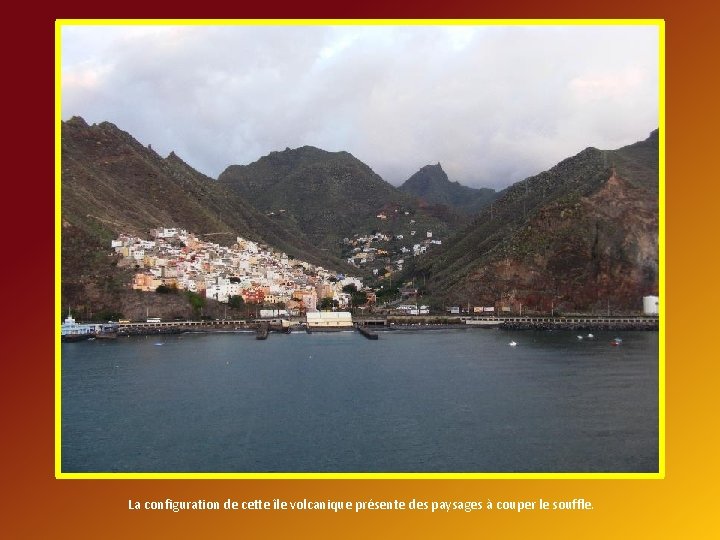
61 328 659 473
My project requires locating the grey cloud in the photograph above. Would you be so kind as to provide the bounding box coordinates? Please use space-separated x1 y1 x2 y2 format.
62 24 659 190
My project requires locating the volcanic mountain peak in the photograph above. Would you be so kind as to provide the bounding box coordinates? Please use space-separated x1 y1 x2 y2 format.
399 162 498 215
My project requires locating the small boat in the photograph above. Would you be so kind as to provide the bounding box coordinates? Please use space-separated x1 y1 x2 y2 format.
587 333 594 339
610 337 623 346
509 341 517 347
577 335 583 340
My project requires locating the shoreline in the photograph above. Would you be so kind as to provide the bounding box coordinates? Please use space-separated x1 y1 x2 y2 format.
62 314 658 340
65 321 658 340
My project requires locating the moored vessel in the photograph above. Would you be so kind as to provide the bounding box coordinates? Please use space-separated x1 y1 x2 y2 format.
60 310 97 342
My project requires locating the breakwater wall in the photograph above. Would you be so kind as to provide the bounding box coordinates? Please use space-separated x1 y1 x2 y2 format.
117 319 254 337
378 315 658 331
498 317 658 331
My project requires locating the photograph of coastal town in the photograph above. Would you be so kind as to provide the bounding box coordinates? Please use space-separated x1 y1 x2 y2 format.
58 22 661 474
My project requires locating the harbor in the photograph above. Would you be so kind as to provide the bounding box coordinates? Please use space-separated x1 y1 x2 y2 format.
62 313 658 340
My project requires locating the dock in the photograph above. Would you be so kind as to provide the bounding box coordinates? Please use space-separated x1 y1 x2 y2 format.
255 322 269 340
356 325 379 340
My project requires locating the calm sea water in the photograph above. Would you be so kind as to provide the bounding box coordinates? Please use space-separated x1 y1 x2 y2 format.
61 329 658 473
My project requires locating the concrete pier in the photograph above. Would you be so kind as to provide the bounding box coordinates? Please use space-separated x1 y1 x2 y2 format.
255 322 269 340
356 325 379 340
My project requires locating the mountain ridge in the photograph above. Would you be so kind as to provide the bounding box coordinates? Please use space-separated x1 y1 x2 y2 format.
61 116 658 317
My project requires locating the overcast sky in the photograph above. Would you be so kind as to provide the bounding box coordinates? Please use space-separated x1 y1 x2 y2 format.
61 23 659 189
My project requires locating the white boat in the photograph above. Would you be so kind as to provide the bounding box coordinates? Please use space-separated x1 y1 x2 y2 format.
61 310 97 342
509 341 517 347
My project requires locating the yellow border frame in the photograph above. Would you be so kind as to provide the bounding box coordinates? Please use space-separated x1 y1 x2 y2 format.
55 18 665 480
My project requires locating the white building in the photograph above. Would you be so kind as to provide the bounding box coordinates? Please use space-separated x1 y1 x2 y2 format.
306 311 353 328
260 309 289 318
156 227 180 239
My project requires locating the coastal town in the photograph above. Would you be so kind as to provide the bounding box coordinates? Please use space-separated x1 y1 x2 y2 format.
112 227 367 315
107 226 660 320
